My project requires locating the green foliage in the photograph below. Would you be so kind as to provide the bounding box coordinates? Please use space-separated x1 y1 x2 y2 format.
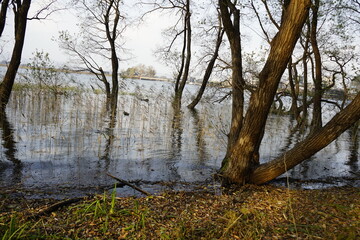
1 215 28 240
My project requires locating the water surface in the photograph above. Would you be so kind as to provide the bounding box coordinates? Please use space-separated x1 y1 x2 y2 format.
0 76 359 198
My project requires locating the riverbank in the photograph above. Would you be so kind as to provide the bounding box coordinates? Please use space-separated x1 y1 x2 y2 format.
1 185 359 239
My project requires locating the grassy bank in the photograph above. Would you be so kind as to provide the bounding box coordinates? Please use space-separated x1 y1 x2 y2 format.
1 185 359 239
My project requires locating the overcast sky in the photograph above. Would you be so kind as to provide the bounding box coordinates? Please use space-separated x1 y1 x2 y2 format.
1 2 175 77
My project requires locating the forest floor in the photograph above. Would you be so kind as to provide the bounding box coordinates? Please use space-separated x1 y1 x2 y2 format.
0 184 359 239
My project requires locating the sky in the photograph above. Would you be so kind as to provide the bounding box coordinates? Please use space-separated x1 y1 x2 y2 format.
1 2 175 78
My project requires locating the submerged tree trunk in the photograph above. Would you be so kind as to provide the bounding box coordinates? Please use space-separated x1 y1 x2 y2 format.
0 0 31 111
221 0 312 184
250 92 360 184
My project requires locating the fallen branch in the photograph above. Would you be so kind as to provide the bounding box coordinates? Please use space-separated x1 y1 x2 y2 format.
26 197 85 220
106 173 151 196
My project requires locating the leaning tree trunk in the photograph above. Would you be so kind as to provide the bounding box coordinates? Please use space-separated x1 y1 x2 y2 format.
250 92 360 184
188 27 224 110
221 0 312 184
0 0 31 111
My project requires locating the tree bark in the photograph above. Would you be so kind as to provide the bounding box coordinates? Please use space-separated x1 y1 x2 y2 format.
221 0 312 184
0 0 31 111
250 92 360 184
0 0 9 37
175 0 191 106
218 0 245 164
310 0 323 133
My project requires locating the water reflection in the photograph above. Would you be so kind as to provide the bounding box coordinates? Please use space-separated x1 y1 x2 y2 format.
0 78 359 197
0 111 22 184
189 108 208 162
347 121 359 174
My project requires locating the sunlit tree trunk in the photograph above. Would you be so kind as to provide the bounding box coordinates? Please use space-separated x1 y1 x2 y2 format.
221 0 312 184
0 0 31 111
218 0 245 163
250 92 360 184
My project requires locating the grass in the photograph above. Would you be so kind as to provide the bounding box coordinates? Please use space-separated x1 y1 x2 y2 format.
0 185 359 239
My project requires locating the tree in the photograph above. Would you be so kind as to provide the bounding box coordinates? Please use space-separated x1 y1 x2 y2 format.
121 64 156 78
143 0 192 106
58 0 125 113
309 0 323 132
218 0 245 161
0 0 61 111
220 0 312 184
187 7 224 110
220 0 360 185
0 0 31 111
22 50 68 95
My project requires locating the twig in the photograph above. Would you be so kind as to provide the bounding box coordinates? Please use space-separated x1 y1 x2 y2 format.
106 173 151 196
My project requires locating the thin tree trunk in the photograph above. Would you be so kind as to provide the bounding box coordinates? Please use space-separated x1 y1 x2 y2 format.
188 28 224 109
175 0 191 105
0 0 31 111
288 58 300 120
221 0 311 184
310 0 322 133
104 0 120 115
250 92 360 184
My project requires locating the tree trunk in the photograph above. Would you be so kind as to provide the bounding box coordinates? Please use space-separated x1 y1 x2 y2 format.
218 0 245 164
188 28 224 109
310 0 322 133
0 0 10 37
221 0 312 184
250 92 360 184
0 0 31 111
175 0 191 106
104 0 120 116
288 58 300 120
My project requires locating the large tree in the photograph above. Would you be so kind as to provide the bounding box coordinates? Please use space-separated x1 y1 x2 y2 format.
220 0 360 185
220 0 311 184
218 0 245 161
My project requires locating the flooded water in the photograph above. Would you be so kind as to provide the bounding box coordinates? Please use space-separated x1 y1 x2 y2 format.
0 73 359 198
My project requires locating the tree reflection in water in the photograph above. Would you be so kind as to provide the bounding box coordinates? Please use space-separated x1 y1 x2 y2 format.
0 111 22 184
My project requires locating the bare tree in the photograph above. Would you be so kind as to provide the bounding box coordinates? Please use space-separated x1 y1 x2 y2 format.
220 0 312 184
188 6 224 109
58 0 126 113
0 0 61 111
143 0 192 106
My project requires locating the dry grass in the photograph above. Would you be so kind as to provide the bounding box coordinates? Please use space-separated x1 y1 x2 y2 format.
1 185 359 239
